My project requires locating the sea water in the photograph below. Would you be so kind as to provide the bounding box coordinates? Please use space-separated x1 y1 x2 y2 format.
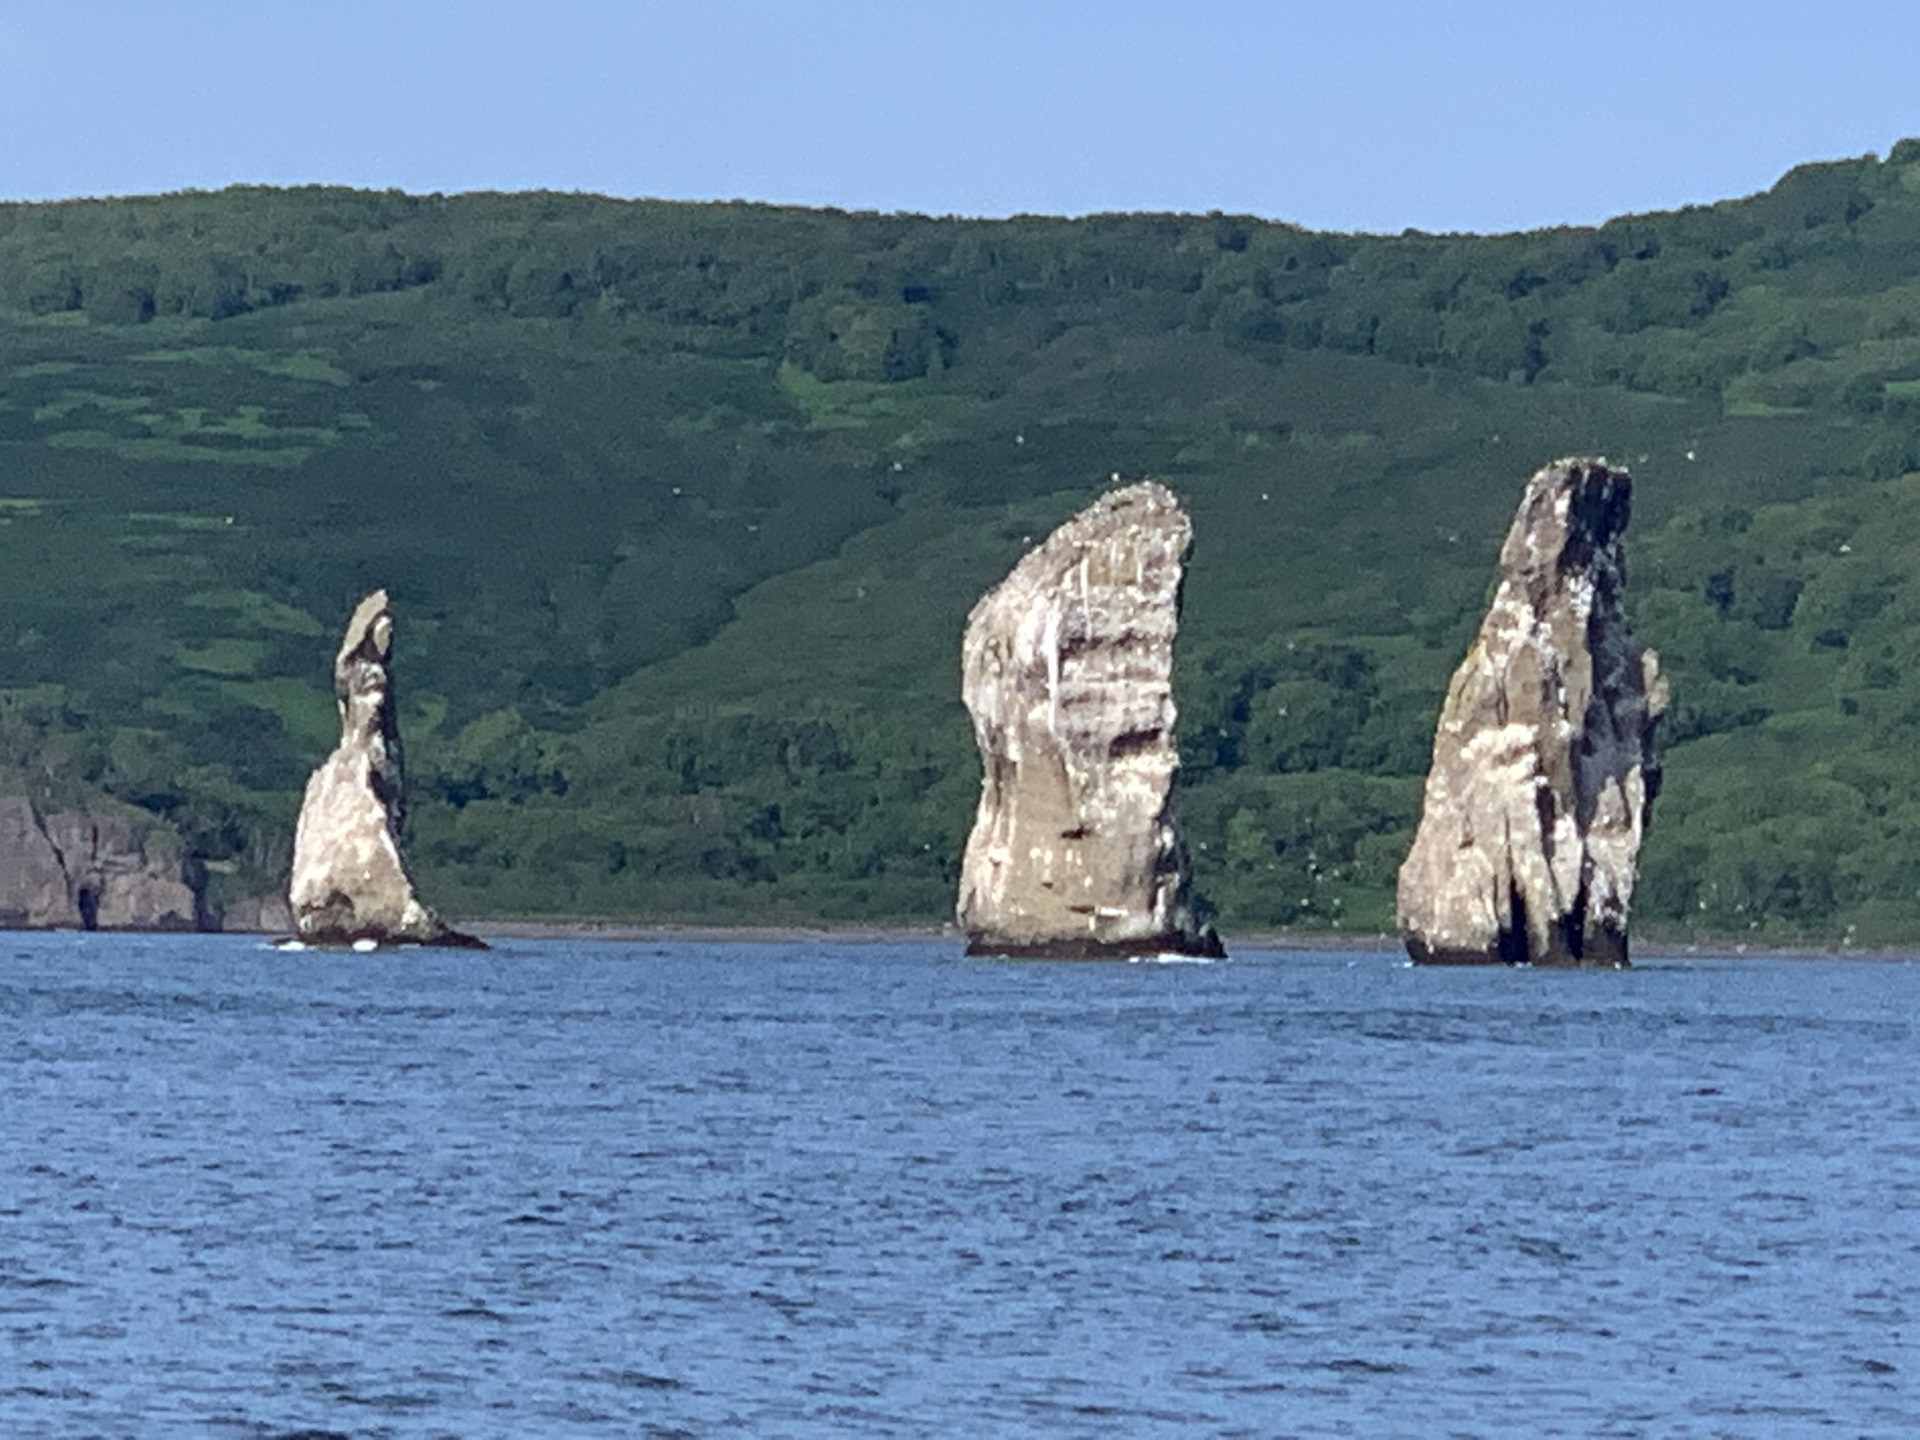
3 933 1916 1437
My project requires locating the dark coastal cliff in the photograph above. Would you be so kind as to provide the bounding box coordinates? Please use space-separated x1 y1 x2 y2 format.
0 793 204 930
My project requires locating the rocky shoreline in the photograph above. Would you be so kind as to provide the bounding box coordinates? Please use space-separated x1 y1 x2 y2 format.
454 920 1907 961
0 901 1899 960
0 793 209 932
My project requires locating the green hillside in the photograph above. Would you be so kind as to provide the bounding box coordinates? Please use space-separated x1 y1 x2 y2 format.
4 146 1920 941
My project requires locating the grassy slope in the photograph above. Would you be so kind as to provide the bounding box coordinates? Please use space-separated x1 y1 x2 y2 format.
2 153 1919 938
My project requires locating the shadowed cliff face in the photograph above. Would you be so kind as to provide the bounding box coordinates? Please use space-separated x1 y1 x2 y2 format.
958 482 1222 958
289 591 480 948
1398 458 1666 967
0 794 204 930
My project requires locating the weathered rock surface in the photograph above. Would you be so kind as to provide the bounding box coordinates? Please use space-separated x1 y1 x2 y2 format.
217 892 297 934
0 793 204 930
958 481 1223 958
289 590 482 948
1398 457 1666 967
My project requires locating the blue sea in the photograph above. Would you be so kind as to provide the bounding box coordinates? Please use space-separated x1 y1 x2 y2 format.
3 933 1916 1437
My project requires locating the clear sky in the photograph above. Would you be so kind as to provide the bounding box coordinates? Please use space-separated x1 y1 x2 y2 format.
3 0 1918 235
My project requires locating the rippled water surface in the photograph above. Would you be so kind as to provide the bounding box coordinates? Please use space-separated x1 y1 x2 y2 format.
4 934 1918 1436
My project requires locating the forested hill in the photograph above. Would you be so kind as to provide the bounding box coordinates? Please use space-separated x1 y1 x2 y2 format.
5 143 1920 940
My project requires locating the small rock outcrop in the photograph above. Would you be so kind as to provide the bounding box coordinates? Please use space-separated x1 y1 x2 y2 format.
217 893 297 934
958 481 1223 958
1398 458 1666 967
0 793 204 930
289 590 482 948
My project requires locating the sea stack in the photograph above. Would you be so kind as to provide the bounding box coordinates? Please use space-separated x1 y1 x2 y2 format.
288 590 481 948
1398 458 1666 967
958 481 1222 958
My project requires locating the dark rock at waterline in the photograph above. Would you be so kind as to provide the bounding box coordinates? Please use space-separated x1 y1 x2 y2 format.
966 932 1227 961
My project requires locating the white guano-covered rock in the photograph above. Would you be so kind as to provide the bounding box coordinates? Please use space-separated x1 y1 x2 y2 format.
957 481 1222 958
1398 457 1665 967
289 590 481 948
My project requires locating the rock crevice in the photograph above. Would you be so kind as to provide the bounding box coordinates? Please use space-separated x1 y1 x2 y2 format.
1398 458 1665 967
958 482 1222 958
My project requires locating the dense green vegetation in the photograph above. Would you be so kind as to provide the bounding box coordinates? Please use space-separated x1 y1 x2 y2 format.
4 144 1920 941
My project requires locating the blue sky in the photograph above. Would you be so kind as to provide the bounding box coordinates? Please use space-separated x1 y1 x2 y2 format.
3 1 1918 234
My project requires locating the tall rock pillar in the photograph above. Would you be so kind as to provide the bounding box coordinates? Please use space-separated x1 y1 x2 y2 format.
289 590 481 948
1398 458 1665 967
958 481 1222 958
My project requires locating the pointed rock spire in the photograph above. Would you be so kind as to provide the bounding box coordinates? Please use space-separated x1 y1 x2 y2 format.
1398 458 1665 967
289 590 482 948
